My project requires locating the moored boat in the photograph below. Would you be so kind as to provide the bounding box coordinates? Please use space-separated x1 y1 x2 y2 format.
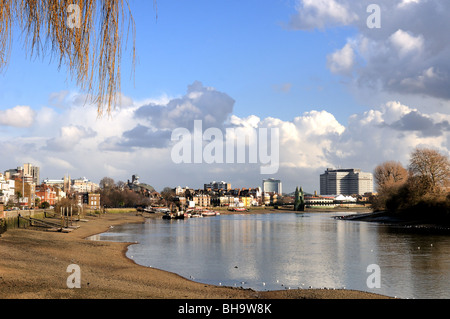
201 210 217 217
162 210 185 219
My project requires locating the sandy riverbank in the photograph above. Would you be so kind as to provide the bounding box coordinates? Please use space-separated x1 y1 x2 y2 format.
0 211 390 299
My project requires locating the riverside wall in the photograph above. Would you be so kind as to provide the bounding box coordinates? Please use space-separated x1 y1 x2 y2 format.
0 209 48 232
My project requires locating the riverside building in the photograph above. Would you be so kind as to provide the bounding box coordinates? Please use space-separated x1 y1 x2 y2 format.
262 178 282 195
320 168 373 196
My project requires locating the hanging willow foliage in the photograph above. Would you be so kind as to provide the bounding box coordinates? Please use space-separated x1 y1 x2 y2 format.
0 0 148 117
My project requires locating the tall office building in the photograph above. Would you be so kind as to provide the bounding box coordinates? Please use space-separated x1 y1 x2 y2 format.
320 168 373 195
204 181 231 192
23 163 40 185
262 178 282 195
4 163 40 185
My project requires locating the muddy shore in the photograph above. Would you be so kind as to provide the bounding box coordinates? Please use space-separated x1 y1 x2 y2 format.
337 210 450 233
0 211 390 299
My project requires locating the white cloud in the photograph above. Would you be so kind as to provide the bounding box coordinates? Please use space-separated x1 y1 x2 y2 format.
327 43 355 75
389 29 424 58
289 0 358 30
290 0 450 102
0 105 35 127
45 125 97 152
104 81 236 150
398 0 421 8
3 85 450 193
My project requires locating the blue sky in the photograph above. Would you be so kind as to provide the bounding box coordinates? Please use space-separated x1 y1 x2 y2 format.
1 0 359 122
125 0 361 123
1 0 450 193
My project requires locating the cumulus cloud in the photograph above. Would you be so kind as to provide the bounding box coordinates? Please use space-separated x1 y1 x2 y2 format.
223 101 450 191
0 105 35 127
289 0 450 102
103 81 235 150
327 43 355 75
45 125 97 152
383 110 450 137
4 86 450 192
389 29 424 58
288 0 358 30
331 101 450 170
136 81 234 130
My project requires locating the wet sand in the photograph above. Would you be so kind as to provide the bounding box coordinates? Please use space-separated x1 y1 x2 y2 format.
0 211 390 299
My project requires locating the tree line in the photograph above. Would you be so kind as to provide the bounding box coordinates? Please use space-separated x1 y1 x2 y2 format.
98 177 155 208
373 147 450 219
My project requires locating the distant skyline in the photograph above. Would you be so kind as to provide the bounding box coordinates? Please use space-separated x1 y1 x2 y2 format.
1 0 450 193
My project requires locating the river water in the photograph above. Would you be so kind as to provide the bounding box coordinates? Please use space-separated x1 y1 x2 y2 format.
88 212 450 299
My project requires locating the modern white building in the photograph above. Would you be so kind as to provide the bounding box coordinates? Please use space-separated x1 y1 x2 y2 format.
320 168 373 196
262 178 282 195
71 177 99 193
0 173 15 204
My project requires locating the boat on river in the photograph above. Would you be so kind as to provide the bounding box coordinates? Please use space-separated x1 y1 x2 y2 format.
201 210 219 217
162 210 185 220
228 207 248 212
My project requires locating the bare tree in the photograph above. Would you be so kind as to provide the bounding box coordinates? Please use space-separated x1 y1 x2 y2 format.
0 0 158 116
409 147 450 195
374 161 408 192
160 187 175 206
99 177 115 190
116 180 126 190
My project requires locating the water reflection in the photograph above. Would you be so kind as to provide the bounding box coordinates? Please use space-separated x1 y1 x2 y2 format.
90 212 450 299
